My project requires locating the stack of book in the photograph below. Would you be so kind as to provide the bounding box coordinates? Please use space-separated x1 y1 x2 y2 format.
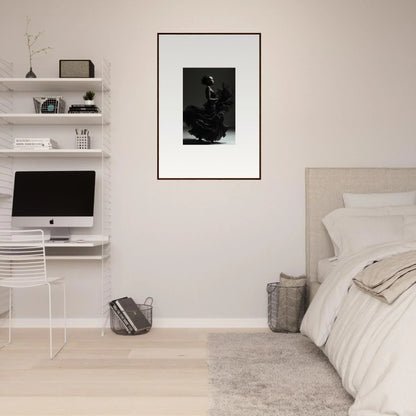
68 104 100 113
109 297 151 335
14 138 58 151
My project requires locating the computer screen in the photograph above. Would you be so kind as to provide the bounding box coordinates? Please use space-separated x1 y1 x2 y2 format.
12 171 96 228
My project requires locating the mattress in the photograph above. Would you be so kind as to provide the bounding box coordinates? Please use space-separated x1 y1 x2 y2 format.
317 257 338 283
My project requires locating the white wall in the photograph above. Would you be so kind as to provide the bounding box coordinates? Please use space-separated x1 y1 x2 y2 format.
1 0 416 325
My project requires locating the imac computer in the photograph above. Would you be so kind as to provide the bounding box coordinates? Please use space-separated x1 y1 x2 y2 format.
12 171 96 240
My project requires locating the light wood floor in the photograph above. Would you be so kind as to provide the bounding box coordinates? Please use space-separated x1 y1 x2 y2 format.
0 328 265 416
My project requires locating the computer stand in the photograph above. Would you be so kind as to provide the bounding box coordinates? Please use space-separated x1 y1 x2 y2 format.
49 228 71 241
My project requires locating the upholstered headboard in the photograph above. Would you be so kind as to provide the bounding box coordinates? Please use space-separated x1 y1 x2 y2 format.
305 168 416 285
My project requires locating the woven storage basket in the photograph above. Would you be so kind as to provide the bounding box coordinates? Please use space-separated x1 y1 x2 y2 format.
267 274 306 333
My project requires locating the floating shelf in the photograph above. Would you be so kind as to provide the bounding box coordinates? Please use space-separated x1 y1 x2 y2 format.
44 241 108 248
0 240 108 248
0 78 108 92
46 255 106 261
0 113 105 125
0 149 110 158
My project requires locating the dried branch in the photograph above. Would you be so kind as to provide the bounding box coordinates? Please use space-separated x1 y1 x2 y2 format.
24 16 52 68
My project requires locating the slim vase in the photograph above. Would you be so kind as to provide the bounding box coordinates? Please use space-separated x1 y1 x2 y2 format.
25 67 37 78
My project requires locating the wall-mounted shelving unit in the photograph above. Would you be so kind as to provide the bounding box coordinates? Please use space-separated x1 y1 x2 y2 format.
0 58 112 332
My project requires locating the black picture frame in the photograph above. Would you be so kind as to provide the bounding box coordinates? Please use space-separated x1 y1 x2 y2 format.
157 33 261 180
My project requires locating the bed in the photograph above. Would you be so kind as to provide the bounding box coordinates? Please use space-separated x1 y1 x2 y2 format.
301 168 416 416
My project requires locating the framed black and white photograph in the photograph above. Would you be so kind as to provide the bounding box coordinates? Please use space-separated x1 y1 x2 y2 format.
157 33 261 179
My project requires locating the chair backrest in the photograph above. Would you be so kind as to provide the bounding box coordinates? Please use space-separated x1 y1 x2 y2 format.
0 230 47 286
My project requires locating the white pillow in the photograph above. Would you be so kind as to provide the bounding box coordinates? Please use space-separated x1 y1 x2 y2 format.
324 206 416 225
322 206 416 257
343 191 416 208
325 215 404 258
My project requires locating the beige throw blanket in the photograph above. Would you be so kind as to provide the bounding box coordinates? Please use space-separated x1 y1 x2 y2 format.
353 250 416 304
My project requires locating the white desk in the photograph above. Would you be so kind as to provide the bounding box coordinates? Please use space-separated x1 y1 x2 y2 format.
44 240 107 248
46 255 108 261
44 236 109 261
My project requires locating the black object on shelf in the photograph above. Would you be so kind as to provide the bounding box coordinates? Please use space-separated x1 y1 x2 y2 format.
68 104 100 113
59 60 95 78
109 297 153 336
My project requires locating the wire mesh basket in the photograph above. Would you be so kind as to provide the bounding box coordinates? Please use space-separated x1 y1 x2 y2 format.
110 297 153 336
267 275 306 333
33 96 66 114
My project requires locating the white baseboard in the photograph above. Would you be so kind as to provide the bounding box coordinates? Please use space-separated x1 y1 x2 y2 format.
152 318 267 328
0 318 267 329
0 318 103 328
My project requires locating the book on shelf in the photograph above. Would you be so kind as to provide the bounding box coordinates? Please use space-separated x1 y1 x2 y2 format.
14 138 58 151
14 138 57 144
14 145 55 150
111 297 151 334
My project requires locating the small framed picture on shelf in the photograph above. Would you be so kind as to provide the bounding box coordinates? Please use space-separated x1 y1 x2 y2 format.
157 33 261 180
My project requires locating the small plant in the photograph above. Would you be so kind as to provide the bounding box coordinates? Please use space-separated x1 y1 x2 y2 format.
83 91 95 101
24 17 52 72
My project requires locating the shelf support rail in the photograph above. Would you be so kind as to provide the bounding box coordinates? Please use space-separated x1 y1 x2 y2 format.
101 59 112 334
0 59 13 85
0 60 13 117
0 60 13 317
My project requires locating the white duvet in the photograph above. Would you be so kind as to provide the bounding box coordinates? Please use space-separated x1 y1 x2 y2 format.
301 241 416 416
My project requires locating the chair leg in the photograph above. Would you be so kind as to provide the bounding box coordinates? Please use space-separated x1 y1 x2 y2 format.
0 288 12 350
8 287 11 344
47 282 67 360
101 310 110 337
63 282 67 344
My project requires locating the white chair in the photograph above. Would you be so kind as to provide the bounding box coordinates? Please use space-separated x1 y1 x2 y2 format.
0 229 66 359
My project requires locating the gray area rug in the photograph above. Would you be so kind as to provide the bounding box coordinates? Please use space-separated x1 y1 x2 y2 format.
208 333 353 416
